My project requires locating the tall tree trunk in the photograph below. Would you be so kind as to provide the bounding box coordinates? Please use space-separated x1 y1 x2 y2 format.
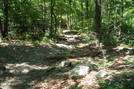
0 20 3 37
50 0 53 36
58 0 62 30
53 13 58 42
66 15 71 30
85 0 89 19
3 0 9 39
121 0 124 32
95 0 101 47
66 0 72 30
42 0 46 33
81 0 84 30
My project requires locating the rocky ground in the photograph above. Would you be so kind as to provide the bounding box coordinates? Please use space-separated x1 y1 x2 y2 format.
0 30 134 89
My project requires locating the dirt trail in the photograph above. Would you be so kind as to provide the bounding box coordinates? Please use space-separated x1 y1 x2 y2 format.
0 30 98 89
0 30 134 89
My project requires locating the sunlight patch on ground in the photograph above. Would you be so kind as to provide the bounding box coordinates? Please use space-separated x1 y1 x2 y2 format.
1 77 24 89
56 43 73 49
64 35 79 38
62 30 70 33
7 62 49 74
78 71 98 86
0 42 9 46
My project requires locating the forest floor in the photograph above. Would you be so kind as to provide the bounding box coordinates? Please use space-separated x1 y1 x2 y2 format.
0 30 134 89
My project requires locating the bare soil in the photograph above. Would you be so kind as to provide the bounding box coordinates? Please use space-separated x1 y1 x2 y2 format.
0 30 134 89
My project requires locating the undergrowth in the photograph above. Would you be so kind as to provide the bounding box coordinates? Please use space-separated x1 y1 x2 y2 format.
0 47 14 57
94 43 116 69
98 72 134 89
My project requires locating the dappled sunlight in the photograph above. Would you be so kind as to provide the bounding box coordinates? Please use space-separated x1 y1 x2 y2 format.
0 0 134 88
64 34 79 38
6 62 49 75
56 43 73 49
0 30 134 89
78 71 99 88
1 77 24 89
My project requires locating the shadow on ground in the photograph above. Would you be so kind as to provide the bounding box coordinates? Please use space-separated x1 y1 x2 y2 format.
0 30 134 89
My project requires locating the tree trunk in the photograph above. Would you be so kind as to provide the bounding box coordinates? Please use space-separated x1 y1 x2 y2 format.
95 0 101 47
85 0 89 19
66 0 72 30
66 15 71 30
3 0 9 39
0 20 3 37
81 0 84 30
50 0 53 36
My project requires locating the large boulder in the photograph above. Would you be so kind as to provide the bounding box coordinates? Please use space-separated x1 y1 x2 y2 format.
69 63 93 78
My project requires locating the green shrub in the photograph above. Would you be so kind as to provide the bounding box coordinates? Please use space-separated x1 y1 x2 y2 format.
98 72 134 89
56 51 72 56
125 58 134 67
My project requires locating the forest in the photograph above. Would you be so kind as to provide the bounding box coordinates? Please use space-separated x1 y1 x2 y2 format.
0 0 134 89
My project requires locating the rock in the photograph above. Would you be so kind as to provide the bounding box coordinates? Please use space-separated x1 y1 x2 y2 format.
123 48 129 51
45 67 55 72
60 61 72 67
69 63 93 78
96 70 109 78
123 48 134 55
44 55 66 60
0 65 6 75
83 57 93 61
55 67 62 71
0 70 4 75
116 50 123 54
117 48 134 55
25 49 30 53
128 49 134 55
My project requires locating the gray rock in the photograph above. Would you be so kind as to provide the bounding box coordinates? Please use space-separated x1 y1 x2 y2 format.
0 65 6 75
55 67 62 71
25 49 30 53
116 50 123 54
83 57 93 61
45 67 55 72
123 48 129 51
0 70 4 75
60 61 72 67
128 49 134 54
69 63 93 78
123 49 134 55
96 70 109 78
117 48 134 55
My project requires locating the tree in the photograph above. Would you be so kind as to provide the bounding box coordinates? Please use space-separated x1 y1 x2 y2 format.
0 0 9 39
0 0 133 46
95 0 101 47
